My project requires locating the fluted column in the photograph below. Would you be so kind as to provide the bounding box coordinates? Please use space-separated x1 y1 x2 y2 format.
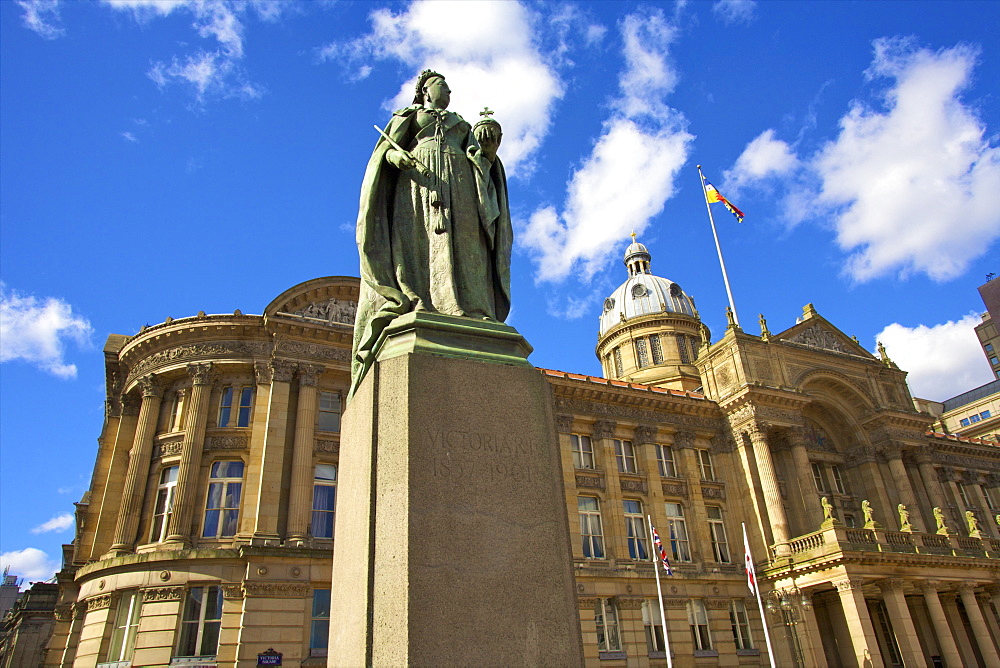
979 590 1000 660
748 423 790 553
876 579 923 668
957 583 1000 667
165 363 215 545
884 445 922 531
915 450 948 512
919 581 963 667
788 427 823 530
252 359 296 541
286 364 322 545
835 578 884 668
109 375 163 554
797 592 829 668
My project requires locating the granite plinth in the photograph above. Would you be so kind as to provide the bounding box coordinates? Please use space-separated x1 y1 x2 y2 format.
329 314 583 667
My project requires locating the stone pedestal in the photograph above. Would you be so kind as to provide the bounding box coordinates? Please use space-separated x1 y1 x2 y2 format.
329 312 584 667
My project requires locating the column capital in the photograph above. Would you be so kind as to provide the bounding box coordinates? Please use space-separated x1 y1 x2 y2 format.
121 393 142 416
254 361 272 385
592 420 616 441
138 373 163 398
876 578 905 593
984 585 1000 597
672 429 696 450
835 578 866 593
709 432 733 454
918 580 941 594
554 414 574 434
271 359 297 383
913 447 936 465
955 582 978 596
298 364 324 387
632 424 658 446
187 362 215 385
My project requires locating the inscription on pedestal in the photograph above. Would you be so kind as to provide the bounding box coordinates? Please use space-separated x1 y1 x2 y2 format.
428 429 537 483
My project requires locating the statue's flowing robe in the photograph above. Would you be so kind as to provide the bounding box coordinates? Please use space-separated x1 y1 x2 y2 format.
350 106 512 398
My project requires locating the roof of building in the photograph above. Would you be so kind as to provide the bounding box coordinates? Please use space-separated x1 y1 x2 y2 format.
941 378 1000 412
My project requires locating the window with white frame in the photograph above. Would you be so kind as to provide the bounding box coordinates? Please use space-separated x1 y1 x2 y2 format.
664 502 691 562
310 589 331 656
105 590 141 663
202 461 244 539
312 464 337 539
707 506 730 563
217 386 253 428
150 465 179 543
656 444 677 477
623 500 649 560
697 449 716 481
687 599 713 651
317 391 341 432
578 496 605 559
811 462 828 492
176 585 222 658
615 439 638 474
168 391 186 432
642 600 666 652
729 599 754 650
595 598 621 652
572 434 595 470
831 465 847 494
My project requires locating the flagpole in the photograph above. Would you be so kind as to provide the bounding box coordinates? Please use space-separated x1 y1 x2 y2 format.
647 516 673 668
697 165 740 327
744 522 776 668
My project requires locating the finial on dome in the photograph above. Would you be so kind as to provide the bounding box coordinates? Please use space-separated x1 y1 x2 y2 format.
624 234 651 276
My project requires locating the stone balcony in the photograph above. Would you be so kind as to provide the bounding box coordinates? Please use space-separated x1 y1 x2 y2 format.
780 525 1000 565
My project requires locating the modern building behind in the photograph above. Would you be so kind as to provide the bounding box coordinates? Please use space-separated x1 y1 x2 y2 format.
42 243 1000 667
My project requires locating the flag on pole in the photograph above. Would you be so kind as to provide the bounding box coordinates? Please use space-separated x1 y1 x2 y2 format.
651 525 673 575
704 180 745 223
743 524 757 595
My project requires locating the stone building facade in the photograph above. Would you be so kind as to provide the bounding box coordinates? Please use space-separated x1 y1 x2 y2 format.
44 243 1000 667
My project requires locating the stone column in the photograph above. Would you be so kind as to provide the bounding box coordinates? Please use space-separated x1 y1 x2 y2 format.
593 420 624 559
788 427 823 530
286 364 322 545
165 363 214 544
941 591 978 667
957 584 1000 666
109 376 163 554
797 592 829 668
876 579 923 668
884 445 922 531
919 581 963 667
915 450 948 510
979 591 1000 660
834 578 884 668
748 423 790 554
252 359 296 542
673 430 710 563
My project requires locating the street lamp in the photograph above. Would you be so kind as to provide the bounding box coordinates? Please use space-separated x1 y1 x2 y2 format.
766 588 809 666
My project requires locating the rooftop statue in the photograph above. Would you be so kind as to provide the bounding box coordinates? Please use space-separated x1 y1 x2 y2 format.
350 71 512 397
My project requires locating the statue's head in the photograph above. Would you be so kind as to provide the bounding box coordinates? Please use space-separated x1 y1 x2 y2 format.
413 70 449 109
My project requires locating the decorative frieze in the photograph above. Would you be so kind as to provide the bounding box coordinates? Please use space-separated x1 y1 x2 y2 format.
933 453 1000 472
615 597 644 610
221 583 244 600
576 474 604 490
243 582 310 598
315 439 339 455
275 339 349 362
704 598 731 610
128 341 271 383
84 593 114 611
788 324 852 353
702 486 725 500
620 478 646 494
834 578 866 593
592 420 616 440
577 597 599 609
155 441 183 458
553 398 720 431
142 586 184 602
53 604 75 621
662 482 688 498
205 436 249 451
289 298 357 325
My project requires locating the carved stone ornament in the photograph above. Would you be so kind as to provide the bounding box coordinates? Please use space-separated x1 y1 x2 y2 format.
844 444 882 466
577 597 599 609
705 598 731 610
702 486 725 500
53 604 75 622
254 360 272 385
270 360 297 383
275 339 349 362
709 433 734 454
127 341 272 384
138 374 163 398
961 469 981 485
206 436 249 451
673 430 695 450
315 439 340 455
120 393 142 416
142 586 185 602
290 298 358 326
662 482 688 498
633 424 658 446
576 474 604 490
937 466 957 483
592 420 617 441
662 597 688 609
788 324 852 354
84 593 115 611
297 364 324 387
554 397 722 432
554 414 574 434
834 578 865 593
876 578 904 592
155 441 183 458
243 582 311 598
620 478 646 493
187 362 215 385
221 583 245 600
616 597 644 610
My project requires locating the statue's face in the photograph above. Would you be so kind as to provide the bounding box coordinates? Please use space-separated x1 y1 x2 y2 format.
423 77 451 110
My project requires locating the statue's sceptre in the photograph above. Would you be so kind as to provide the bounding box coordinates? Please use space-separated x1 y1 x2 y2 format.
373 125 432 178
373 124 447 232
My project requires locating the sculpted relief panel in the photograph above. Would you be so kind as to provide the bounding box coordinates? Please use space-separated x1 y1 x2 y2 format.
788 324 852 354
290 298 358 326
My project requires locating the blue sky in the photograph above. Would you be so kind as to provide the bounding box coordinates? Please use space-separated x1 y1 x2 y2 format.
2 0 998 584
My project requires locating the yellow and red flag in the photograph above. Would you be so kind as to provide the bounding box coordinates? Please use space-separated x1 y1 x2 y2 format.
704 181 745 223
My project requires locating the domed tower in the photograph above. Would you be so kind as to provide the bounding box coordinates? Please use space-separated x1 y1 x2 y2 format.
596 236 707 391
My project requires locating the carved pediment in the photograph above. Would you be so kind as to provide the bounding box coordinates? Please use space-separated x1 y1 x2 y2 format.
264 276 360 327
286 297 357 325
777 317 871 358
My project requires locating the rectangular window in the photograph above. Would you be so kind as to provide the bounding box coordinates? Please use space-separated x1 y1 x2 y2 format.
687 599 713 651
729 600 754 650
615 439 638 474
983 485 997 510
150 465 179 543
990 356 999 366
578 497 605 559
636 338 650 367
970 413 982 423
168 391 186 431
664 502 691 562
613 347 623 377
870 600 904 666
106 590 141 662
707 506 730 563
202 461 244 538
987 343 995 352
957 483 973 508
811 462 828 492
176 586 222 659
310 589 331 655
844 513 856 528
572 434 595 470
982 410 992 419
236 387 253 427
317 391 341 432
650 334 663 364
642 600 666 652
831 465 847 494
697 449 715 481
595 598 621 652
961 418 971 427
655 444 676 477
312 464 337 539
217 387 233 428
623 500 649 560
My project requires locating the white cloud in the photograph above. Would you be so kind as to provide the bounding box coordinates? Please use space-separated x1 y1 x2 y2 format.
121 131 138 142
17 0 64 39
321 0 563 175
522 9 693 283
31 513 75 534
712 0 756 25
0 283 93 378
104 0 272 102
0 548 60 583
815 38 1000 282
876 313 995 401
724 129 799 194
